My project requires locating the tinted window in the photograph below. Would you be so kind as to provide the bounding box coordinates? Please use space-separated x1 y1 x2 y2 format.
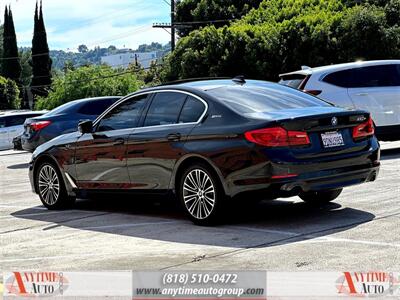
144 92 187 127
279 74 307 88
6 116 26 126
45 101 78 116
97 95 148 131
78 98 118 116
352 65 400 87
206 85 331 114
323 65 400 88
0 118 5 128
178 96 205 123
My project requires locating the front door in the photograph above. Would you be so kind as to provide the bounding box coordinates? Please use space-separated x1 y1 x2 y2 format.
74 94 149 190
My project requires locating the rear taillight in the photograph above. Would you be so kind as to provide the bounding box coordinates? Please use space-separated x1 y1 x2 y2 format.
30 121 51 131
352 117 374 141
244 127 310 147
303 89 322 96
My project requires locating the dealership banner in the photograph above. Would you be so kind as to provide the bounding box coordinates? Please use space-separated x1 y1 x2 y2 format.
2 271 400 299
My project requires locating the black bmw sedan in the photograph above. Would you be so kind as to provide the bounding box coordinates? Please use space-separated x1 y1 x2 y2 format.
29 79 380 225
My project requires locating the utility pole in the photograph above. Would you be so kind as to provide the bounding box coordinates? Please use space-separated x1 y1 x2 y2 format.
153 0 176 51
170 0 175 51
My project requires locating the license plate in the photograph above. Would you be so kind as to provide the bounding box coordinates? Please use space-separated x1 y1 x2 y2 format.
321 131 345 148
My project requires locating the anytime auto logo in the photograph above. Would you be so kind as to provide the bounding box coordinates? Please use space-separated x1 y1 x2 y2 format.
5 272 69 297
336 272 400 297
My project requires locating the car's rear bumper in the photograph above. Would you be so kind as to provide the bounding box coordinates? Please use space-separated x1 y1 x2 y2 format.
225 139 380 198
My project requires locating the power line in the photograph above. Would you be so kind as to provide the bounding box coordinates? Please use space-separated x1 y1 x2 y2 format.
21 64 163 89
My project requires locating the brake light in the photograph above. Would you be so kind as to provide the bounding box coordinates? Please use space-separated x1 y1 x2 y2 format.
303 89 322 96
30 121 51 131
352 117 374 140
244 127 310 147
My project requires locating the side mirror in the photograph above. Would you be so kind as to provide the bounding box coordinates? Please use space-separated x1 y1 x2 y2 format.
78 120 93 134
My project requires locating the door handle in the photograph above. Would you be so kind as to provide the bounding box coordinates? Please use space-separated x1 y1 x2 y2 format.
167 133 181 141
355 93 369 96
113 138 125 146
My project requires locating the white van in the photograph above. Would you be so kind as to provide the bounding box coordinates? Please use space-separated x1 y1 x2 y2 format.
279 60 400 141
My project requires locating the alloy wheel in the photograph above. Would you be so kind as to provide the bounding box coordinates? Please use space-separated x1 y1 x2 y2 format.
183 169 216 220
38 164 60 206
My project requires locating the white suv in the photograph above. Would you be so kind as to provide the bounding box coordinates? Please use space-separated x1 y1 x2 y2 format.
0 111 45 150
279 60 400 141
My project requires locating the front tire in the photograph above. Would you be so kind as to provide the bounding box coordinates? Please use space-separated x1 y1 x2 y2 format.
299 188 343 204
178 163 225 226
36 162 75 209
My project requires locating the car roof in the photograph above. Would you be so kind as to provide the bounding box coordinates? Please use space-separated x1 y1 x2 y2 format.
68 96 122 104
279 60 400 77
0 110 47 117
135 79 278 94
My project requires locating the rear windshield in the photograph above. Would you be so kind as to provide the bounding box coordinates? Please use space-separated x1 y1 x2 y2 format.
279 74 307 88
45 101 78 116
206 84 331 114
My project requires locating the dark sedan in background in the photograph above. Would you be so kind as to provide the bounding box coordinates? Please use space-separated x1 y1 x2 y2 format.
29 79 380 225
21 96 120 152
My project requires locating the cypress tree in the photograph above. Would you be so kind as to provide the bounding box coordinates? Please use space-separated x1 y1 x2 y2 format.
30 0 52 100
2 6 22 83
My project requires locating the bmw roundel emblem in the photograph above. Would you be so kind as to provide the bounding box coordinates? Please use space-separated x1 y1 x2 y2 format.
331 117 338 126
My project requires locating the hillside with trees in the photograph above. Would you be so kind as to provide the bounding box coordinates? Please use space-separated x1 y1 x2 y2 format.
163 0 400 81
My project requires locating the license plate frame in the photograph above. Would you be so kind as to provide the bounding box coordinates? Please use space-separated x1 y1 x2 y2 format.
321 131 345 148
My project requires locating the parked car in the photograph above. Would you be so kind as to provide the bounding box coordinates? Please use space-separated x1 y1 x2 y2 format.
29 79 380 225
0 111 45 150
279 60 400 141
21 96 121 152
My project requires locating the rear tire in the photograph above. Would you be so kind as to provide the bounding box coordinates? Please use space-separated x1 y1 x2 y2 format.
35 162 75 210
178 163 226 226
299 188 343 204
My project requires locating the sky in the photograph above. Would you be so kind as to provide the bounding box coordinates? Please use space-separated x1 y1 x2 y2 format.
3 0 171 51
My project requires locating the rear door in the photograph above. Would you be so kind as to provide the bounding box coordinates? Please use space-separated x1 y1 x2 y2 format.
126 91 207 190
347 64 400 127
74 94 149 190
0 117 8 149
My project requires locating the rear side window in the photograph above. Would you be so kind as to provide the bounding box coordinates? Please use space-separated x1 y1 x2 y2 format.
78 98 118 116
279 74 308 88
6 116 26 127
206 85 330 114
323 69 354 87
178 96 205 123
323 64 400 88
144 92 187 126
97 95 148 132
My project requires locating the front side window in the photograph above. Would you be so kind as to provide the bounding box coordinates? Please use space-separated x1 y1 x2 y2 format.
97 94 148 132
144 92 187 127
178 96 206 123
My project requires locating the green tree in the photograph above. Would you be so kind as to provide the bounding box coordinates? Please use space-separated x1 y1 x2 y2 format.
175 0 263 36
35 65 143 110
0 75 19 109
164 0 400 81
30 1 52 101
2 6 22 83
